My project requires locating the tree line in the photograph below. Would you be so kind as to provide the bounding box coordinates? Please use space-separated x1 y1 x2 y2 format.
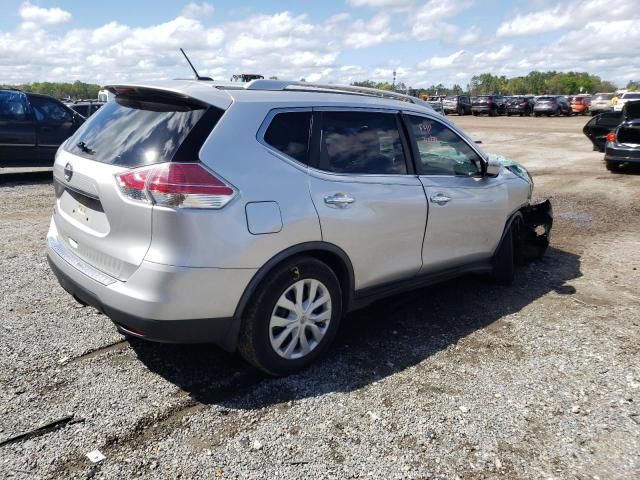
354 72 637 97
0 81 101 100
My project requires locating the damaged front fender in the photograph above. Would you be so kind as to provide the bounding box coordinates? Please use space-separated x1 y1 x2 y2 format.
516 199 553 262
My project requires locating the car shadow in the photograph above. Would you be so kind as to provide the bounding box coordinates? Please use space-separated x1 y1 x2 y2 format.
129 246 581 410
0 170 53 185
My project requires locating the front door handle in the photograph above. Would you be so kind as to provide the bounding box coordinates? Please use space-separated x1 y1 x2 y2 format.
430 193 451 205
324 193 355 208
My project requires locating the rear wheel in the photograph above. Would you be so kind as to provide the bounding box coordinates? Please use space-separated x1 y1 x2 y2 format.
238 257 342 376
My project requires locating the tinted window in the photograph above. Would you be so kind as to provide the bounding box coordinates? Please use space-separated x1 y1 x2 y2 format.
30 96 71 123
594 94 613 100
623 93 640 99
595 112 623 127
0 91 28 121
623 101 640 120
319 111 407 175
263 111 311 164
65 95 214 167
406 115 481 176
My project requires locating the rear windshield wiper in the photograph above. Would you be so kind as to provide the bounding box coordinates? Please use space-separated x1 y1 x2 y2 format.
76 141 95 155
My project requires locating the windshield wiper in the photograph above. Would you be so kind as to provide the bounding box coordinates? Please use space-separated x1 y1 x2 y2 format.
76 141 95 155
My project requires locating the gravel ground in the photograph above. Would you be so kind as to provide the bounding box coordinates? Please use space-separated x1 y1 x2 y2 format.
1 115 639 479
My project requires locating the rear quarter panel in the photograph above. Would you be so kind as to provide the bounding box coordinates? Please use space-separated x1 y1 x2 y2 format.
144 102 322 268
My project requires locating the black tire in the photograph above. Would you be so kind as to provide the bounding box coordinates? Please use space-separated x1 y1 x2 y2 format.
534 112 541 117
606 160 621 172
507 112 512 117
237 256 343 376
472 111 478 116
491 221 517 285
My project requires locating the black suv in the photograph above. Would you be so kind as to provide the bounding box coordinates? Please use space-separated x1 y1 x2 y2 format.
471 95 506 116
506 96 535 116
0 90 84 167
442 95 472 115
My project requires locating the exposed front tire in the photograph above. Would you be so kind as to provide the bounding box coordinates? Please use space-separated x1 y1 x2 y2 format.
491 220 518 285
238 256 342 376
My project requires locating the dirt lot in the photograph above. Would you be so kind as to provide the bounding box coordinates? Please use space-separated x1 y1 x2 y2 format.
1 115 639 479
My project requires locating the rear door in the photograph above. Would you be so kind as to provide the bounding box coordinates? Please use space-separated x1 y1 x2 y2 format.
29 94 78 165
0 90 36 167
403 113 509 272
307 109 427 290
51 91 217 281
583 112 623 151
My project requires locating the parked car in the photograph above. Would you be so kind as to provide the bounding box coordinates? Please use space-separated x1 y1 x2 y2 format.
46 80 552 375
506 96 535 116
589 93 615 115
613 91 640 111
427 100 444 114
570 96 591 115
442 95 472 115
0 89 84 167
533 96 572 116
471 95 506 116
583 100 640 152
604 101 640 171
67 100 105 118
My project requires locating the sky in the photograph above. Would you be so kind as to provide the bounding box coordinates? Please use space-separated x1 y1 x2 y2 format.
0 0 638 88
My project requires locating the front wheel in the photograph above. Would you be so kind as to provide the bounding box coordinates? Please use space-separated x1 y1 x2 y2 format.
238 257 342 376
491 219 519 285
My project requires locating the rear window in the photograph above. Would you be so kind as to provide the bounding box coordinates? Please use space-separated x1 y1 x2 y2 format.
0 90 29 121
595 94 613 100
537 97 554 101
64 95 221 167
319 111 407 175
263 111 311 164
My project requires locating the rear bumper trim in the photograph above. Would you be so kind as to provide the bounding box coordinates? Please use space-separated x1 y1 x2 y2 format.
47 235 117 286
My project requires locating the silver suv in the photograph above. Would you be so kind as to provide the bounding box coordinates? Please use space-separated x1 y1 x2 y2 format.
47 80 553 375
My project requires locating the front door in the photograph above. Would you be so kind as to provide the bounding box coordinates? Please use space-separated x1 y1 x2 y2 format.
29 95 77 165
403 114 509 273
308 109 428 290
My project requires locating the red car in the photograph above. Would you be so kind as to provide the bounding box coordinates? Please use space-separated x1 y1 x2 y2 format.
571 96 591 115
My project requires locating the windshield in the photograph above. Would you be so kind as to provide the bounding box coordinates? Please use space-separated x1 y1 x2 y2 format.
623 93 640 99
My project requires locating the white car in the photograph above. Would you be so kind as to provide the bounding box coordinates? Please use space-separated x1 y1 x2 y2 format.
614 92 640 111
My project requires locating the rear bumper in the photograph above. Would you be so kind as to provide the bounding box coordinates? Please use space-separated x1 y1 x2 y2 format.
605 144 640 163
46 222 256 348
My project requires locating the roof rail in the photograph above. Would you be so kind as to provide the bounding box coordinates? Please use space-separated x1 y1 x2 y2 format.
218 79 428 106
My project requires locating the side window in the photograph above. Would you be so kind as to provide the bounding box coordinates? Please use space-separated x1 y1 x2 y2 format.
319 111 407 175
264 111 311 164
30 97 71 123
406 115 481 176
0 91 28 121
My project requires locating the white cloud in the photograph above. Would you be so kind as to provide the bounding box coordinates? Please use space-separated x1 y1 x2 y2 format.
0 1 637 90
347 0 414 8
181 2 214 19
19 1 71 29
497 0 638 36
344 13 402 48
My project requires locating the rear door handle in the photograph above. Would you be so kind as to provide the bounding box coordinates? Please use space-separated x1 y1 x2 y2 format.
324 193 355 208
430 193 451 205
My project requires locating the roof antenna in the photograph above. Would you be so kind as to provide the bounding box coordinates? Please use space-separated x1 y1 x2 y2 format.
180 48 213 81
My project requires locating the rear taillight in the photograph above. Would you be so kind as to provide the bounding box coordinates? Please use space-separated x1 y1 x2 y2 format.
116 163 236 209
606 132 617 143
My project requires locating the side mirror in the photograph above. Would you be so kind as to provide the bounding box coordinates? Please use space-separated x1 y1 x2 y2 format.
485 156 502 177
